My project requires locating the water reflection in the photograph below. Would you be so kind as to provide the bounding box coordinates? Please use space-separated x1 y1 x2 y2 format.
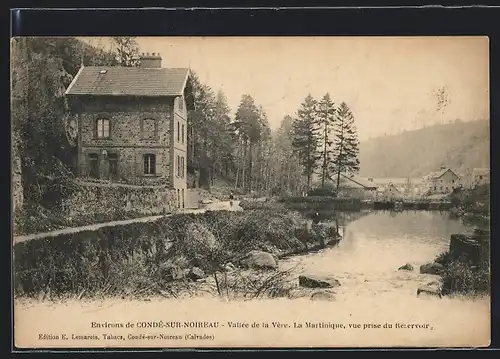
283 210 473 295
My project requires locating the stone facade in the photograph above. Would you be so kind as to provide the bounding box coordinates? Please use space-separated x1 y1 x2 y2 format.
67 95 189 208
423 168 461 195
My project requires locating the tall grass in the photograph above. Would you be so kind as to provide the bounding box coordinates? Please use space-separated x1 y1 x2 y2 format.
13 210 336 300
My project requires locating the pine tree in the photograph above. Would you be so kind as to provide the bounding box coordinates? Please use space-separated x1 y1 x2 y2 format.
291 94 321 191
234 94 261 192
331 102 360 192
317 93 336 188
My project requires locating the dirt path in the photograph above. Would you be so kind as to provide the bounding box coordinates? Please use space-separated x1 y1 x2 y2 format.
13 201 242 245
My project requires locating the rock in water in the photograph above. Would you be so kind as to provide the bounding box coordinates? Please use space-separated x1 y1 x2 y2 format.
398 263 414 271
417 285 442 298
299 275 341 288
240 251 278 270
310 290 336 301
419 262 445 275
188 267 206 281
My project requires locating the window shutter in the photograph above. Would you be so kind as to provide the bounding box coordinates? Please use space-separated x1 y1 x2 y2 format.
136 152 144 177
155 152 162 176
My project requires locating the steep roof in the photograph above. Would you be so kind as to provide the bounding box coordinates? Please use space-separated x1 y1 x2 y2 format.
65 66 191 97
423 168 459 180
339 173 378 189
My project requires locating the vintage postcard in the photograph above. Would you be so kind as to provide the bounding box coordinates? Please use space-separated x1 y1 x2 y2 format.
11 36 490 349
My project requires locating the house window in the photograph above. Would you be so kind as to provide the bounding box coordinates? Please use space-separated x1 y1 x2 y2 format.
452 179 455 184
181 124 185 144
182 188 185 209
479 175 483 180
108 153 118 178
177 154 181 177
88 154 99 178
177 189 181 208
96 118 110 138
434 186 436 191
143 154 156 175
179 96 184 110
177 121 180 142
180 156 185 178
141 118 157 140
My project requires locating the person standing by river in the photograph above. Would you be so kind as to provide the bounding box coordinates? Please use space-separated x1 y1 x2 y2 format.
229 190 234 207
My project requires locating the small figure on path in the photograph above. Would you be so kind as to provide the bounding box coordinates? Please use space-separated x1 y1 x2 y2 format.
229 191 234 207
312 211 321 225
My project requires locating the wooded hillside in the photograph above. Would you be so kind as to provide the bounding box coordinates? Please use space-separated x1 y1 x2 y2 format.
358 120 490 178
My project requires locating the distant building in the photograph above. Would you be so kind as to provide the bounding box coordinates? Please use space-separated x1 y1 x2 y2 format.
337 173 378 199
422 166 460 195
472 168 490 187
378 182 403 201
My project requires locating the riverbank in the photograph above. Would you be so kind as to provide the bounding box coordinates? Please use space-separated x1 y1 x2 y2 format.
13 209 339 301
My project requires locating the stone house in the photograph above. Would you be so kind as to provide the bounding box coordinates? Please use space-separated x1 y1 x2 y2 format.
64 53 195 209
422 167 460 195
378 182 404 201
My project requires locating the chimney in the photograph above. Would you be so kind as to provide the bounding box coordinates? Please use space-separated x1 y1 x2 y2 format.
139 52 162 68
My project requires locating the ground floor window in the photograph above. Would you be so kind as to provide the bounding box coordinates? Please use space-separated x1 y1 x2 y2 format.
182 188 185 208
108 153 118 178
89 154 99 178
144 154 156 175
177 189 181 208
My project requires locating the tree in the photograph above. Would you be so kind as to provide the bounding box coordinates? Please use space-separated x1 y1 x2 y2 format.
317 93 336 187
211 89 235 181
111 37 140 67
331 102 360 192
233 94 262 193
270 115 305 196
291 94 321 191
433 86 451 125
11 37 117 214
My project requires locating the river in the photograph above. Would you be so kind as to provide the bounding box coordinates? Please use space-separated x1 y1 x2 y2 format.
282 210 470 298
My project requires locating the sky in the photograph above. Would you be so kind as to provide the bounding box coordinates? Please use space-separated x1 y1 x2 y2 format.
82 36 489 141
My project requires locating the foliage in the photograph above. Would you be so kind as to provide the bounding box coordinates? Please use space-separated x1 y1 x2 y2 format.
307 186 337 197
317 93 336 187
291 94 321 190
11 37 127 228
330 102 360 190
111 37 140 67
441 260 490 296
13 210 334 299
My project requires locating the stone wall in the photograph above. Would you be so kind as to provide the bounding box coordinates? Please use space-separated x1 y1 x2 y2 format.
64 181 179 219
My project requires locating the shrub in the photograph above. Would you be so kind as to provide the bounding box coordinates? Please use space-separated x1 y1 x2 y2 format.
13 209 334 300
307 187 337 197
441 260 490 296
